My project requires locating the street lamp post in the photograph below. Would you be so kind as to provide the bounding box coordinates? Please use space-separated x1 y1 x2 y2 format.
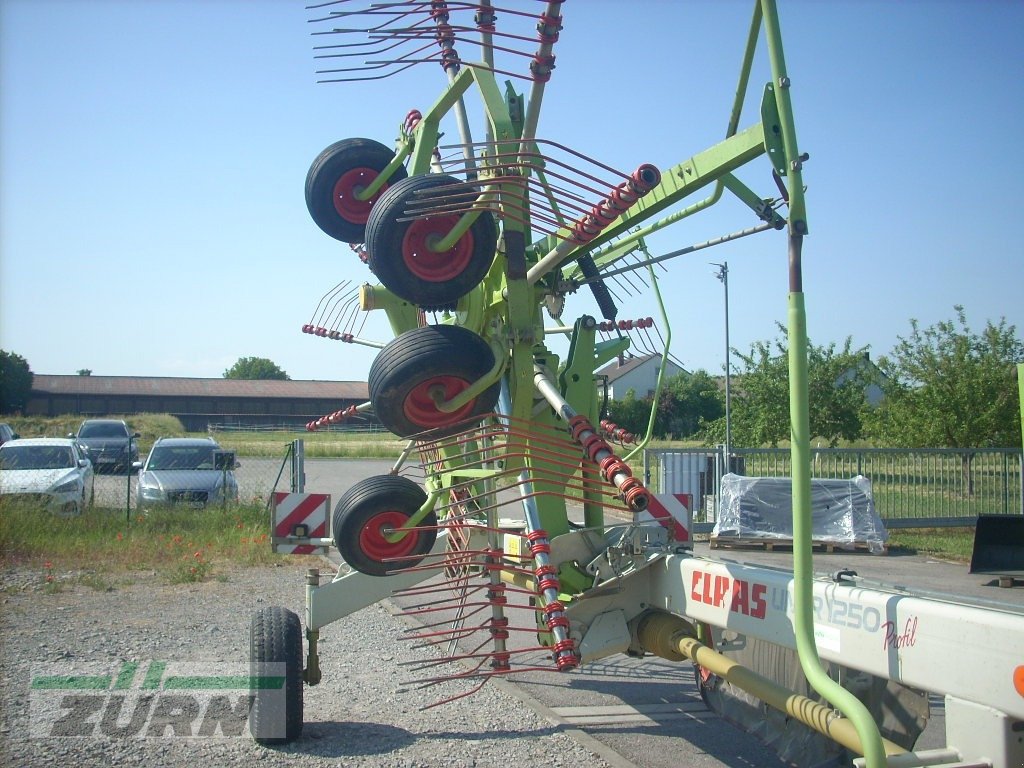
711 262 731 467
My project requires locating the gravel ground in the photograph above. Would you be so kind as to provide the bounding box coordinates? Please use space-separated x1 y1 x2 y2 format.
0 561 615 768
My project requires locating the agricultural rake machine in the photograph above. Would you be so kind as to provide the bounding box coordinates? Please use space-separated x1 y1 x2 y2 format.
249 2 1024 765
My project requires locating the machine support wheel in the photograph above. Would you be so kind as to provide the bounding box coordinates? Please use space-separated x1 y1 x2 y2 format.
305 138 408 244
368 324 500 438
364 174 497 307
333 474 436 576
249 607 304 744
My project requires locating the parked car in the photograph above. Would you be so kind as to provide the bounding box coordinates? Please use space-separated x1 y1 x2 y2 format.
0 437 95 516
0 423 18 447
72 419 139 474
136 437 240 510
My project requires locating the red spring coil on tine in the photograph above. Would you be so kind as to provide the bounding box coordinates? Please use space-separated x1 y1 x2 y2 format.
404 109 422 134
598 454 622 476
580 433 604 461
538 576 560 593
588 436 612 463
529 540 551 556
430 2 449 22
542 601 565 617
490 619 510 641
440 48 461 72
631 163 662 193
536 13 562 43
492 651 512 671
530 53 556 82
571 214 601 245
434 22 455 45
474 8 496 32
535 564 557 580
568 415 590 443
620 477 650 511
553 639 578 671
610 181 639 211
589 202 618 226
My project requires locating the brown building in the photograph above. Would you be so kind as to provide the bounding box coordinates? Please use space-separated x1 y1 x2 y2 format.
27 375 368 432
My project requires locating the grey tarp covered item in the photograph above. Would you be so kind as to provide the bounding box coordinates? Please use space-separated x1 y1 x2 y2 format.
714 474 888 553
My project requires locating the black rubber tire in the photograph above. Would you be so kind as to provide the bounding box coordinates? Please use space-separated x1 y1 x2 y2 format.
305 138 408 244
333 474 436 576
249 607 303 745
368 325 500 438
364 174 497 307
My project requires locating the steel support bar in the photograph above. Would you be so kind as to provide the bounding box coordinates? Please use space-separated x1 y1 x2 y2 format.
306 533 449 631
530 124 767 268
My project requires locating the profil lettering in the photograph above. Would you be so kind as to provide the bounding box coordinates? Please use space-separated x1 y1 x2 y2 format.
882 616 918 650
691 571 767 619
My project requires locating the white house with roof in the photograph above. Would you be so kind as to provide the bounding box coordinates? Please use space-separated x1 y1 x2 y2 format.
597 354 688 401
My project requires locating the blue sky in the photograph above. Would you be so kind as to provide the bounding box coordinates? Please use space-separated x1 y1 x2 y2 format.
2 0 1022 383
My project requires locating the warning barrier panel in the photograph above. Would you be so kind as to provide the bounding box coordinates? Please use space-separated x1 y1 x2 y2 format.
642 493 692 545
272 492 330 555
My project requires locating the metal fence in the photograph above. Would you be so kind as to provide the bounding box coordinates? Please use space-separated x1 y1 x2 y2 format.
644 446 1024 531
91 441 301 514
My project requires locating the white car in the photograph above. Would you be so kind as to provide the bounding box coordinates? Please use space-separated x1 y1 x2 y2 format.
0 437 95 516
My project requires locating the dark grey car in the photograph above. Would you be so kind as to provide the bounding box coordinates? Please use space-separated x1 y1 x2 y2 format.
136 437 240 510
73 419 139 474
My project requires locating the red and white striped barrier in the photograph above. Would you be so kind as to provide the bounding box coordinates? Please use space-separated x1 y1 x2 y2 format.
641 493 692 544
272 492 330 555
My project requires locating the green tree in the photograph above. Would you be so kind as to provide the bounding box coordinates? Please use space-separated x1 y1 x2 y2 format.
77 369 92 376
0 350 34 414
604 389 651 438
700 325 870 447
223 357 290 380
655 370 724 439
863 306 1023 448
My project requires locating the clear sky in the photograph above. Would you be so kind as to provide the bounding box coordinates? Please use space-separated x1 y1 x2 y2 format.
2 0 1022 384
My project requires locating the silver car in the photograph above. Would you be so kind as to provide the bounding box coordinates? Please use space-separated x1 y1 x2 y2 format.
136 437 240 510
0 437 95 516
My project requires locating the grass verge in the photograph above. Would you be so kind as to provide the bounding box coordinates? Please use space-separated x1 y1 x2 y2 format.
1 500 304 587
884 527 976 563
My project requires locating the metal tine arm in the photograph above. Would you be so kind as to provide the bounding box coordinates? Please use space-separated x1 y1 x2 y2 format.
313 35 422 59
306 280 352 329
316 38 436 73
308 1 433 30
440 141 637 194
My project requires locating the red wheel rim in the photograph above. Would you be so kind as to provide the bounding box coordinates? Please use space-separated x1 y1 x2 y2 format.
358 510 421 563
401 215 474 282
332 167 386 224
403 375 475 429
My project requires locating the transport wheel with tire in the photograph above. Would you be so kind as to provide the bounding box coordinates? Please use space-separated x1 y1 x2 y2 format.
249 606 303 744
305 138 408 243
333 474 436 576
368 324 500 438
364 174 496 307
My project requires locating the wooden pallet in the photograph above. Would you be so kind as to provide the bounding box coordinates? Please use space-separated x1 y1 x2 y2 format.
709 536 887 555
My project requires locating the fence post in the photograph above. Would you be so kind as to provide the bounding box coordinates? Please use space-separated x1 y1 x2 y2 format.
291 439 305 493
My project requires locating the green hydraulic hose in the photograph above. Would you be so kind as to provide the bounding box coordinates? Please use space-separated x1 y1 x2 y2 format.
788 290 885 768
